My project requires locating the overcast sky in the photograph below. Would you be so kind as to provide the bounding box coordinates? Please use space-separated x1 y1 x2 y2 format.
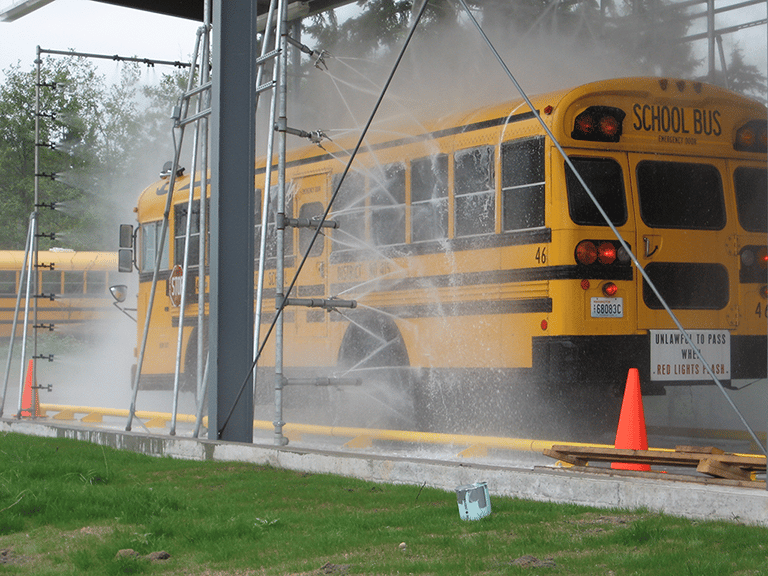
1 0 765 84
0 0 200 74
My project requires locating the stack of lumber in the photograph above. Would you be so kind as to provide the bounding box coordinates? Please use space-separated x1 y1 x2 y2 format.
543 445 766 488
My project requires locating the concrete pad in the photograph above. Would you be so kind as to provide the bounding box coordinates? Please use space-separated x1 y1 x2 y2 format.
2 417 766 526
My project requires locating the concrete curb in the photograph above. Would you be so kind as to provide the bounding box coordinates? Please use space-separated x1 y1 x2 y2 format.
2 418 766 526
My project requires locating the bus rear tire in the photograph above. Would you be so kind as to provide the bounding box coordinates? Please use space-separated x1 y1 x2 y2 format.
334 313 416 430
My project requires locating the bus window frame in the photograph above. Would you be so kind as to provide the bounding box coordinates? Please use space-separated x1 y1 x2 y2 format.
453 144 496 238
140 221 169 273
636 158 726 231
733 164 767 233
501 136 546 232
564 154 629 228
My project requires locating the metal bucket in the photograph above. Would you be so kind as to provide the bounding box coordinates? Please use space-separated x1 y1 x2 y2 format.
455 481 491 521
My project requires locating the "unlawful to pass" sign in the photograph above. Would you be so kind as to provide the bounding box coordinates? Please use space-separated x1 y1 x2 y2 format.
650 329 730 381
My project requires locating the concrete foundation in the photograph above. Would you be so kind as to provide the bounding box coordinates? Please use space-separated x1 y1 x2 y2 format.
2 417 766 527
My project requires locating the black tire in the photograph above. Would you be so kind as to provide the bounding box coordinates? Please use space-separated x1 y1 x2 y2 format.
334 312 416 430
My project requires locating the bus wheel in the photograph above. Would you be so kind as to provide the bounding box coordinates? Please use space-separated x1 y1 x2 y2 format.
334 314 415 430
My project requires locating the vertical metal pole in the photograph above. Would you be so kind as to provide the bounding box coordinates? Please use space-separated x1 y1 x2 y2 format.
716 35 729 89
209 0 257 442
707 0 715 82
31 46 41 415
171 29 205 436
273 0 289 446
253 0 280 414
197 0 212 409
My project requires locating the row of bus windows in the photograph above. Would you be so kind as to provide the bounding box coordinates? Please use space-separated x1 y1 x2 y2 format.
567 159 767 232
330 137 546 250
0 270 114 296
239 138 545 261
152 144 767 269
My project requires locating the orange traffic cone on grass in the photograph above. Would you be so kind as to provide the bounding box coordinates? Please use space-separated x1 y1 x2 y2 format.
20 359 34 417
611 368 651 471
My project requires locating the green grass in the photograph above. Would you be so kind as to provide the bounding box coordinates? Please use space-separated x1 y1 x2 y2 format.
1 432 767 575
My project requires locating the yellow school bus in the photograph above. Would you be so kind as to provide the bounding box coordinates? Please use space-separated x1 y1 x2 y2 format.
127 77 767 432
0 250 120 337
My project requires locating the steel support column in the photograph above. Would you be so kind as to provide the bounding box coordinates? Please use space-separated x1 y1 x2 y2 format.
208 0 257 442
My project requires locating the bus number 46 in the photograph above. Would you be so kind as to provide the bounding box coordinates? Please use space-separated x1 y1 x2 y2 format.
535 247 547 265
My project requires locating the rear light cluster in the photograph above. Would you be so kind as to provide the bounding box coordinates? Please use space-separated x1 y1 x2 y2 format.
575 240 630 266
734 120 767 153
740 245 768 286
571 106 626 143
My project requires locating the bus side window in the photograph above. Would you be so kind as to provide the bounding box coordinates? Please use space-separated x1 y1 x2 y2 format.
0 271 16 294
140 221 169 272
299 202 324 257
565 157 627 226
501 137 545 231
63 271 84 295
454 145 495 237
174 200 201 267
411 154 448 242
332 171 366 252
370 163 406 247
734 167 767 233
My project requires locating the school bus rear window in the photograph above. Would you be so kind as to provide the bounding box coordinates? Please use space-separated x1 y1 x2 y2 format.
637 161 725 230
734 166 767 233
565 157 627 227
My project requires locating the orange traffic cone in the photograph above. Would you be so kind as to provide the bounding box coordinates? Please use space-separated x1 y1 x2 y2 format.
20 359 34 417
611 368 651 471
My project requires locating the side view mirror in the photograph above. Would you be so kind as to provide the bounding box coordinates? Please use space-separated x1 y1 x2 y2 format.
110 284 127 303
109 284 136 322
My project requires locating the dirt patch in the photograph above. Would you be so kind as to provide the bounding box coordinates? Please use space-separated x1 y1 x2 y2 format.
510 555 557 568
0 547 27 566
569 513 640 533
287 562 353 575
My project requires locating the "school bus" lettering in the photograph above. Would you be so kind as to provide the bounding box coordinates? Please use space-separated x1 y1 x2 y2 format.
632 104 721 137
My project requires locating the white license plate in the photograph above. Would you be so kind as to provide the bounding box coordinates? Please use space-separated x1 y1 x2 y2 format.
591 297 623 318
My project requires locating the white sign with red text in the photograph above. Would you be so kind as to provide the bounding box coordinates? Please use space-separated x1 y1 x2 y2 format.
650 329 730 381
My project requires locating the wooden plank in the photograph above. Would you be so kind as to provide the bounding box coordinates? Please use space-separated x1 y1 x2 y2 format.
697 458 751 481
543 448 587 467
675 445 725 455
549 445 692 466
547 445 766 471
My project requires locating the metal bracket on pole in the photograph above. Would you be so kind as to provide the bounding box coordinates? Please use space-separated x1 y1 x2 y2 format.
283 297 357 311
277 213 338 230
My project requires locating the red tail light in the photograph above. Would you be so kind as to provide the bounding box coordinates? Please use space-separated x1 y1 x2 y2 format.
597 242 617 264
602 282 618 297
572 106 625 143
576 240 597 265
576 240 628 266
